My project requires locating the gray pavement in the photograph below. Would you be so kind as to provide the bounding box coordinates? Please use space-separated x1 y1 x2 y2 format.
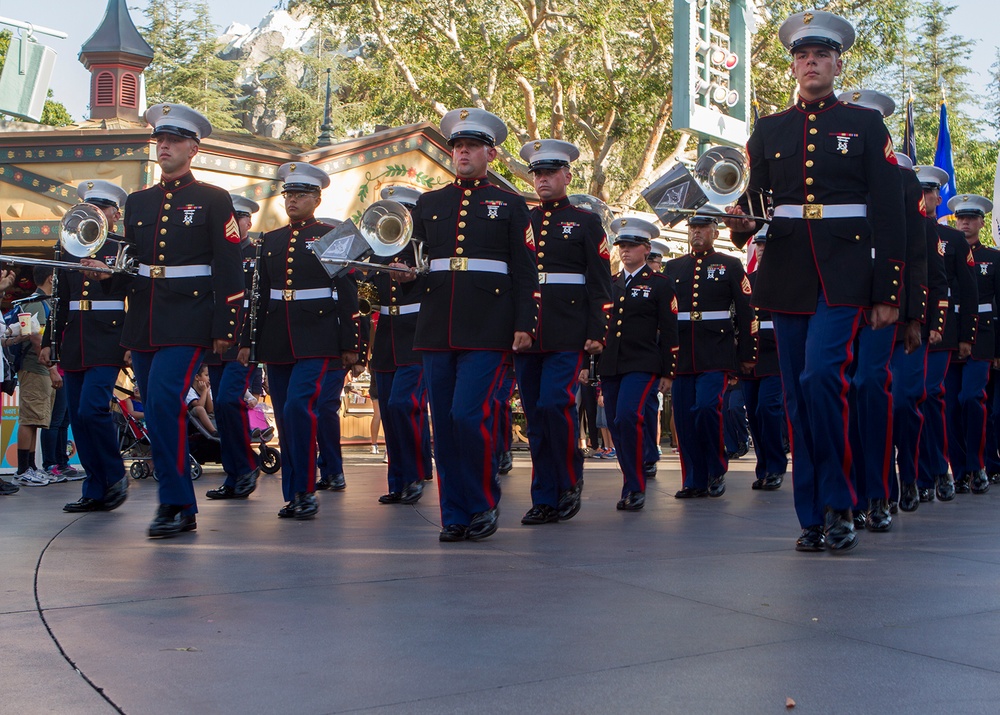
3 449 1000 714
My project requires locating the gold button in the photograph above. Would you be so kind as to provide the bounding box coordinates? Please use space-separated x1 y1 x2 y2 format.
227 333 233 338
806 178 814 185
163 203 171 210
193 291 199 297
544 212 552 218
808 114 817 121
83 281 90 287
806 160 814 167
137 221 143 226
542 220 550 226
538 241 545 247
82 290 89 297
809 128 818 135
464 189 472 196
696 259 702 264
160 228 167 235
807 144 815 152
693 292 699 297
537 252 544 258
391 285 397 292
288 257 294 263
540 230 548 236
616 332 621 337
286 269 293 274
293 231 299 236
619 297 625 302
286 279 293 286
856 235 861 240
456 247 464 255
807 194 815 202
289 247 295 253
159 241 166 248
432 215 438 220
462 200 470 206
890 295 896 301
893 280 899 286
161 216 168 222
495 288 500 295
457 234 465 241
460 210 468 217
230 320 235 326
165 193 173 199
618 308 624 313
158 254 165 260
458 222 466 228
617 320 622 325
774 152 781 158
537 264 544 270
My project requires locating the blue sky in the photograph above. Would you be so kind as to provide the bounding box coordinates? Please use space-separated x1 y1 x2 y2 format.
4 0 999 136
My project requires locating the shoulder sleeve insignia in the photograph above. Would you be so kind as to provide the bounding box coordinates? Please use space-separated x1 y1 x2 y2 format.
884 137 897 164
968 251 976 267
670 295 678 313
599 235 611 260
224 214 241 243
918 196 928 217
524 225 536 251
741 274 752 295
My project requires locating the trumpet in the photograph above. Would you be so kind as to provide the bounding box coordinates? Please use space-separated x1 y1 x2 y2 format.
0 203 137 275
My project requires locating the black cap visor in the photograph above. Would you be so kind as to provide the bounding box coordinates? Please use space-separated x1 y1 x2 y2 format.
151 124 200 142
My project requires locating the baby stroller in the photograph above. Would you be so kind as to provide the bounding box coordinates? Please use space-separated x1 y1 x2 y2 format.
112 383 203 481
187 403 281 475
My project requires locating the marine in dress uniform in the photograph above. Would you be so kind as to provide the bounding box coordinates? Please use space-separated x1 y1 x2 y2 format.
401 108 539 542
205 195 263 501
726 11 906 553
740 231 788 490
368 185 433 505
240 163 361 519
121 104 246 538
48 181 131 513
513 139 612 525
914 166 978 502
642 239 672 476
663 208 755 499
943 194 998 496
598 217 679 510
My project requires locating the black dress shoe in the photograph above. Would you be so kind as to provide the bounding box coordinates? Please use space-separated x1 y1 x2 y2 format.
971 469 990 494
708 475 726 498
206 485 238 500
498 451 513 475
64 497 103 513
795 525 826 552
100 478 128 511
825 508 858 553
918 488 935 503
293 492 318 520
643 462 657 479
317 473 347 491
853 511 867 530
616 491 645 511
898 482 919 512
400 481 424 504
378 491 402 504
277 501 296 518
935 474 956 501
233 468 259 497
761 473 783 491
521 504 560 525
557 481 583 520
674 486 708 499
468 507 499 540
865 499 892 532
439 524 468 542
751 478 765 490
148 504 196 538
991 472 1000 485
955 473 971 494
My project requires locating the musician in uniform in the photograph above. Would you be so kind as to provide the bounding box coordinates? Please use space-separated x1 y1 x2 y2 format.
663 208 755 499
205 195 263 501
598 217 679 511
120 104 245 538
725 11 906 552
643 239 672 475
740 230 787 490
514 139 611 525
914 166 978 502
44 180 131 512
239 163 360 519
395 108 538 542
943 194 998 496
367 185 433 505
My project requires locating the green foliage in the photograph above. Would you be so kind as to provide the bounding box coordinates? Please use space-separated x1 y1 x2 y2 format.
0 30 74 125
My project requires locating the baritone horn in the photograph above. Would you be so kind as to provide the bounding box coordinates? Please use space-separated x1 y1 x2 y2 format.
357 282 381 316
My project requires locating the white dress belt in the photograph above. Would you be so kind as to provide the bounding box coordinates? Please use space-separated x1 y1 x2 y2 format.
138 263 211 278
538 272 586 285
68 300 125 311
379 303 421 316
979 303 993 313
269 288 337 301
759 320 774 330
677 310 731 321
772 204 868 219
429 258 508 274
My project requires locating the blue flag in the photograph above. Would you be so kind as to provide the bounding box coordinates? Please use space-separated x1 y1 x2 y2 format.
934 99 957 220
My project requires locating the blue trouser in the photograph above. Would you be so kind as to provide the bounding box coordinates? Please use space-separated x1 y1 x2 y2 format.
643 385 659 465
671 371 728 490
853 324 896 502
773 297 863 528
375 365 433 492
944 357 990 476
917 350 952 487
741 375 787 479
64 366 125 500
723 387 750 455
985 371 1000 474
316 367 348 480
41 382 69 469
514 351 584 508
267 359 330 501
423 350 506 527
603 372 660 497
494 369 515 456
131 347 204 514
208 361 257 486
891 341 928 489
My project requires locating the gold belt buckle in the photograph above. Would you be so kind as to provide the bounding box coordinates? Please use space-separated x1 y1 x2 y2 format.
691 310 702 321
803 204 823 220
389 306 399 316
283 289 295 301
78 300 92 311
537 272 548 284
149 265 165 279
449 257 468 271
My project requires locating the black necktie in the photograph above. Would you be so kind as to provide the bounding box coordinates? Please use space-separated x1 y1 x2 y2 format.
624 273 633 288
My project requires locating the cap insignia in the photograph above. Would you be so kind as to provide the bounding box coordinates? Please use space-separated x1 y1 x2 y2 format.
853 92 862 101
290 164 297 171
388 187 395 194
460 110 469 120
533 141 542 150
621 219 628 226
803 12 813 24
162 105 171 114
87 182 94 189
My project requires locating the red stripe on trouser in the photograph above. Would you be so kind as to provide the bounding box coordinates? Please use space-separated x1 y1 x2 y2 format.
714 375 728 474
838 312 862 503
409 374 429 480
880 357 894 496
175 351 204 475
634 376 658 492
561 354 585 487
305 359 330 492
480 364 508 507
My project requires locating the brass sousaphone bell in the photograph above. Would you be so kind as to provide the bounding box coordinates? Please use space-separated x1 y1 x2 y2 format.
311 200 428 277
